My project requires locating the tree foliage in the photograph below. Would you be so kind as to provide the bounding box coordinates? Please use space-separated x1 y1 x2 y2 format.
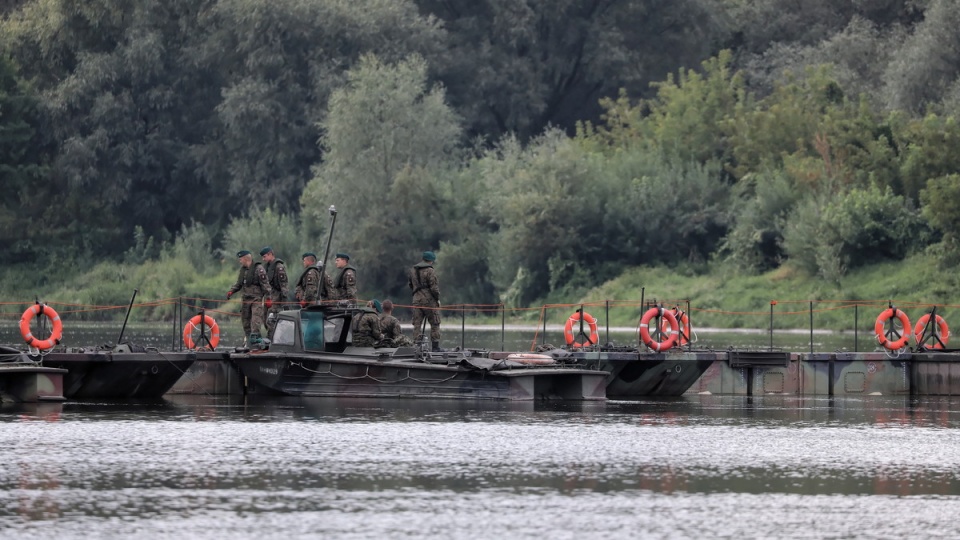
301 54 463 299
415 0 727 140
6 0 960 303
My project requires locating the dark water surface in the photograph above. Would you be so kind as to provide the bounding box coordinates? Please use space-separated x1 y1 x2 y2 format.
3 395 960 539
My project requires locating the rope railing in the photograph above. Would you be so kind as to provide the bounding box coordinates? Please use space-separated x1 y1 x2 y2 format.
2 295 955 353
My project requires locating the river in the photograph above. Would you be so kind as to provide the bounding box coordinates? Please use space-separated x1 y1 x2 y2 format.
3 395 960 538
4 323 954 538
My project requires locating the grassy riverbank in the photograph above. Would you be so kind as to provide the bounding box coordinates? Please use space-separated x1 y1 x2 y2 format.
497 252 960 332
3 252 959 332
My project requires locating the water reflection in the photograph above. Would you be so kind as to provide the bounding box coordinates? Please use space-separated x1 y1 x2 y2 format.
3 395 960 538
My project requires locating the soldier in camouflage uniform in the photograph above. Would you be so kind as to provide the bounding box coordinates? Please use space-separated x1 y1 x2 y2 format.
260 246 288 340
350 299 382 347
325 252 357 303
226 250 272 347
379 299 413 347
408 251 441 351
295 252 323 307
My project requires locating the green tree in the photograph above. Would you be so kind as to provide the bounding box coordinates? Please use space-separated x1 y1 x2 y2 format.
205 0 447 213
416 0 727 140
1 0 448 261
882 0 960 114
720 169 798 272
300 54 463 298
0 55 48 263
784 186 924 281
921 173 960 245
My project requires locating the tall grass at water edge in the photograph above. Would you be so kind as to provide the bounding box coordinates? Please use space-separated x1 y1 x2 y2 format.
2 252 960 334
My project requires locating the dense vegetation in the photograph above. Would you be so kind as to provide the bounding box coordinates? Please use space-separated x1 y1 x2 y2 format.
3 0 960 316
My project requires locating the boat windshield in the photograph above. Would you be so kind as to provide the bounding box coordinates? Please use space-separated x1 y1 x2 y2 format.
301 310 326 351
272 319 297 347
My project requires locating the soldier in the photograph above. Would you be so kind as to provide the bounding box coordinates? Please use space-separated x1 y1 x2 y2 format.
350 299 382 347
295 252 323 307
260 246 288 340
408 250 441 351
380 299 413 347
226 250 272 348
325 252 357 303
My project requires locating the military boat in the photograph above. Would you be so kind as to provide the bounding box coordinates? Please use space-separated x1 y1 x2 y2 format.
231 304 609 401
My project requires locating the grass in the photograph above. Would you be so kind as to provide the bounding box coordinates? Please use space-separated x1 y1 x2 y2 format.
3 252 960 335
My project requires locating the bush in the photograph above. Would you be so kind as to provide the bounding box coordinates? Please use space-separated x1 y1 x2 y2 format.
785 186 926 279
221 208 304 264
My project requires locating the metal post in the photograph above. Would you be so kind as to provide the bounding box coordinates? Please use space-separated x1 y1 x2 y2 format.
500 303 505 352
809 301 814 355
115 289 139 348
320 205 338 271
640 288 645 348
686 299 692 352
542 307 547 346
769 301 775 350
179 297 183 351
461 305 465 351
854 304 858 352
605 300 610 346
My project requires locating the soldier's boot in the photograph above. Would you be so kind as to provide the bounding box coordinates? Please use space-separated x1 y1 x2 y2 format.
432 341 441 352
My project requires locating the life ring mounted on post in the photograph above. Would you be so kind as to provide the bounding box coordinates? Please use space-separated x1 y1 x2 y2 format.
183 314 220 350
874 308 911 351
563 310 599 348
660 307 691 346
639 306 679 352
914 313 950 349
19 304 64 351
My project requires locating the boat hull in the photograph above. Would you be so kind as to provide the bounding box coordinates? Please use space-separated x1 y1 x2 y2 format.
39 351 196 399
233 352 607 401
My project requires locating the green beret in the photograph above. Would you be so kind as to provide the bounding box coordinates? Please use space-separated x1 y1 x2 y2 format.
237 250 251 258
372 299 382 313
422 251 436 261
335 252 350 260
259 246 272 256
302 252 317 259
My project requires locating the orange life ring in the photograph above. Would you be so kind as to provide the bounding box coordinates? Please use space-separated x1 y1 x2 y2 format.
183 314 220 349
874 308 911 351
660 308 691 346
563 311 599 348
914 313 950 349
639 307 679 352
20 304 64 351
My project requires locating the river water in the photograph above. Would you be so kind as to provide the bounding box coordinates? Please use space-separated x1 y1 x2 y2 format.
4 323 957 538
3 395 960 538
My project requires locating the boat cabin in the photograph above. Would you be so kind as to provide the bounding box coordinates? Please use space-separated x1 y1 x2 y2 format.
270 304 376 353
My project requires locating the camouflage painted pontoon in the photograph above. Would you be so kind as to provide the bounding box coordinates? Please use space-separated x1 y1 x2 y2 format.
232 305 609 401
1 344 195 399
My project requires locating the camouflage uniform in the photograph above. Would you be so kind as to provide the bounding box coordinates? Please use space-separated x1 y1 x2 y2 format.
328 264 358 303
295 265 322 306
380 313 413 347
409 260 441 343
264 257 288 339
228 262 272 342
350 308 382 347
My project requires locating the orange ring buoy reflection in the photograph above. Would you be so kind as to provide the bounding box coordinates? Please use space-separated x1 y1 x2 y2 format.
874 308 911 351
19 304 63 351
563 311 599 348
183 314 220 349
